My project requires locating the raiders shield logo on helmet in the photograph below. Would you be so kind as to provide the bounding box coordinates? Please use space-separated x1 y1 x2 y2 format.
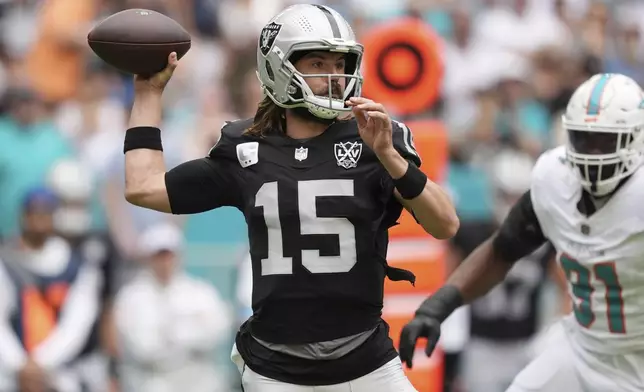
259 22 282 57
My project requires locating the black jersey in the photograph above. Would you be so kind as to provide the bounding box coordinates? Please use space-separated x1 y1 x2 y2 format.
165 117 421 383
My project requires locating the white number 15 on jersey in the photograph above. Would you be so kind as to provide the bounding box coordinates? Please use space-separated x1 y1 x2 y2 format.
255 179 357 275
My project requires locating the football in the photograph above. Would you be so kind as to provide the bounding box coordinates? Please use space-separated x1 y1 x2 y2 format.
88 9 191 76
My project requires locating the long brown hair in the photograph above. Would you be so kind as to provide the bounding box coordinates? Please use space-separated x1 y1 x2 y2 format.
245 96 286 136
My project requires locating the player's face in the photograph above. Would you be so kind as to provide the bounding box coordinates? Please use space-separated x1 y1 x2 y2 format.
568 129 630 181
294 51 346 99
568 130 628 155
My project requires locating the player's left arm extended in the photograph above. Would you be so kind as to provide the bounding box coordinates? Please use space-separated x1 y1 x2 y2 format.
381 150 459 239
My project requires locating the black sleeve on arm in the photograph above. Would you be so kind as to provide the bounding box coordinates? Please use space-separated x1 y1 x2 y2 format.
384 121 423 222
391 121 422 168
492 190 548 264
165 157 241 214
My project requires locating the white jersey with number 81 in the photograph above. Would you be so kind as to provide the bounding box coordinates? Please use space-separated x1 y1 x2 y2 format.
531 146 644 355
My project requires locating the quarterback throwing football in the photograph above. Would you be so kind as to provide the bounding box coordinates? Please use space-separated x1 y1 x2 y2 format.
121 4 458 392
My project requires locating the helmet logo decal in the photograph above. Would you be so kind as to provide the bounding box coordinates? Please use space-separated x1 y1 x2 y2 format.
586 73 613 115
260 22 282 57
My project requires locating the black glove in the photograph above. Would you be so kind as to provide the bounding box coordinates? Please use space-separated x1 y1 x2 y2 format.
398 285 463 368
399 314 441 368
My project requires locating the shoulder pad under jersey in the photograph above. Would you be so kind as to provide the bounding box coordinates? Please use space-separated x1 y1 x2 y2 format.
208 118 254 160
391 120 422 167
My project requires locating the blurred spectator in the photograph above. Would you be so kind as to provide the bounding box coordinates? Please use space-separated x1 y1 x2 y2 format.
577 1 610 59
47 159 122 392
603 3 644 85
191 0 221 38
54 62 126 179
440 5 500 138
22 0 101 103
218 0 284 50
0 87 72 237
0 0 40 61
473 0 572 56
114 223 232 392
0 186 103 392
493 54 551 158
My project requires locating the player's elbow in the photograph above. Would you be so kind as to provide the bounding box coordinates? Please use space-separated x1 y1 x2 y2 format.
429 214 460 240
124 174 171 213
444 216 460 239
124 187 148 207
124 188 168 213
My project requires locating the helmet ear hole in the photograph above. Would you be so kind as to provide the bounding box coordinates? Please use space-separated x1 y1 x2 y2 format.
344 53 359 75
344 52 360 99
266 61 275 82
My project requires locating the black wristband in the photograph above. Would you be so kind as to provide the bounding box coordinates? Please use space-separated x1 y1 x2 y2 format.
124 127 163 153
415 285 464 322
393 163 427 200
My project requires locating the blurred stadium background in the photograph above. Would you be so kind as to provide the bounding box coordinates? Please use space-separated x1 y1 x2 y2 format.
0 0 641 391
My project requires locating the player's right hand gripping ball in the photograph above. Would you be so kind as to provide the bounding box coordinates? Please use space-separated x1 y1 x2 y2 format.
398 314 442 369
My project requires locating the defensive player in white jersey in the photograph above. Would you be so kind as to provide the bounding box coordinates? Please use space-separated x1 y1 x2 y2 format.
398 72 644 392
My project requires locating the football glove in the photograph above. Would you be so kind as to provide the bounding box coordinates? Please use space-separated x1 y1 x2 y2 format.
398 285 463 368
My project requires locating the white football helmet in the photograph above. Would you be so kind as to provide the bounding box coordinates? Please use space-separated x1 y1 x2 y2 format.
256 4 363 120
562 73 644 197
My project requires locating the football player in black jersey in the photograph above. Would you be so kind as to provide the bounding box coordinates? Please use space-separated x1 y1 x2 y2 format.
121 4 458 391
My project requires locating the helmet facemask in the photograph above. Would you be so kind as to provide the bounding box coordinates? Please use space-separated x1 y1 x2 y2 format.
565 121 644 197
258 41 364 120
288 50 362 119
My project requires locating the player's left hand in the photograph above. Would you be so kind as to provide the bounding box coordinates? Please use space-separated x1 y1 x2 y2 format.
347 97 394 156
399 314 441 369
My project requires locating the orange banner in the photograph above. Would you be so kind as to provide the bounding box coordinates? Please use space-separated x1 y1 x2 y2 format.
384 118 448 392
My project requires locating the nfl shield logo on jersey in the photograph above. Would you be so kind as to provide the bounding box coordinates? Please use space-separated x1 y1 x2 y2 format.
294 146 308 161
334 142 362 169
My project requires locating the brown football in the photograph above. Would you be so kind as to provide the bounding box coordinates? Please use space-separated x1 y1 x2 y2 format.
88 9 191 76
